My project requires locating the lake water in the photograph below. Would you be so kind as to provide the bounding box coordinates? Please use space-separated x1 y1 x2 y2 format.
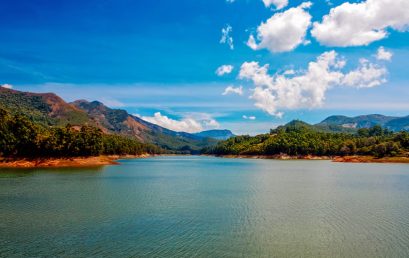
1 156 409 257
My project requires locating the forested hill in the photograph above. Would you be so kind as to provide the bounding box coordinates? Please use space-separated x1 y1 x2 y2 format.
202 120 409 158
0 87 219 154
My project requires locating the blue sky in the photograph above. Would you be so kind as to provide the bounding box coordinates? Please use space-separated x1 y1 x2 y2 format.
1 0 408 134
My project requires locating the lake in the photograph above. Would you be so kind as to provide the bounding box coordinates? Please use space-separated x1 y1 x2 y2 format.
1 156 409 257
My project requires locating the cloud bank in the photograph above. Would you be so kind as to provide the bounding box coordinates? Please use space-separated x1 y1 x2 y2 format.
239 49 389 117
139 112 219 133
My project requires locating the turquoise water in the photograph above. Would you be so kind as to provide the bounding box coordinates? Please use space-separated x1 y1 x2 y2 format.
1 156 409 257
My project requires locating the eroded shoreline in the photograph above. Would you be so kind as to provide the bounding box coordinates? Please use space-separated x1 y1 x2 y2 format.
1 154 409 168
0 154 153 168
212 154 409 164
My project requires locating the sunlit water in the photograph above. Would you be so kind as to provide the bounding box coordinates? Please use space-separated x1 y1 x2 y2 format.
1 156 409 257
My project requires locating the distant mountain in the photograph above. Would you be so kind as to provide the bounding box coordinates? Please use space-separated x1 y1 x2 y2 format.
317 114 408 132
385 116 409 132
71 100 218 153
0 88 218 153
194 130 235 140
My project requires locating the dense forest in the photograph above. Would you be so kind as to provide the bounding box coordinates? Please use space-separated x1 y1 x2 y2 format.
202 121 409 158
0 107 162 158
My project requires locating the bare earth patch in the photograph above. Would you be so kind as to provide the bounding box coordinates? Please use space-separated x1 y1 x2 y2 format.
333 156 409 164
0 154 152 168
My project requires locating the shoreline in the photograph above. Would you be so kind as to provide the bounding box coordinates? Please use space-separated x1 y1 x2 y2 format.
211 154 409 164
211 154 332 160
332 156 409 163
1 154 409 168
0 154 153 168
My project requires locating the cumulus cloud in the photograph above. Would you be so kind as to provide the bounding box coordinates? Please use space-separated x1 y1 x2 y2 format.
220 24 234 50
222 85 243 96
341 58 387 88
243 115 256 120
216 65 234 76
262 0 288 10
311 0 409 47
247 2 312 53
139 112 219 133
283 69 295 75
239 50 388 117
1 84 13 89
376 46 393 61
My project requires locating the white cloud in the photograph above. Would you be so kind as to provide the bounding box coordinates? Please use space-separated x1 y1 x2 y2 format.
247 2 312 53
341 58 387 88
325 0 333 6
243 115 256 120
1 84 13 89
139 112 219 133
239 50 388 117
262 0 288 10
376 46 393 61
311 0 409 47
222 85 243 96
283 69 295 75
226 0 235 3
204 119 220 128
216 65 234 76
220 24 234 50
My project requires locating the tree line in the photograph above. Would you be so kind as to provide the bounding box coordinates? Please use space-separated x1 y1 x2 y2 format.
202 122 409 158
0 107 162 158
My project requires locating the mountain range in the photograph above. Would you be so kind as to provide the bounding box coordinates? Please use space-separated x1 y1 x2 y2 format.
317 114 409 132
0 87 234 153
0 87 408 153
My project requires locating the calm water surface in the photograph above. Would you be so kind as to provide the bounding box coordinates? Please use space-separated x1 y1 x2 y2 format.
1 156 409 257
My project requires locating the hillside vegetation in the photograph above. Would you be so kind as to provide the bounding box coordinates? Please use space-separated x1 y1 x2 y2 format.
0 107 161 158
0 88 219 154
202 121 409 158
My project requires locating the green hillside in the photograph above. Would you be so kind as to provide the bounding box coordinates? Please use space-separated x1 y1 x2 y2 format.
203 121 409 158
0 88 218 154
0 87 89 126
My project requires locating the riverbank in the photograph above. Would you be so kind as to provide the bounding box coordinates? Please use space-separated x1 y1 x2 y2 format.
0 154 152 168
2 154 409 168
213 154 332 160
333 156 409 163
212 154 409 163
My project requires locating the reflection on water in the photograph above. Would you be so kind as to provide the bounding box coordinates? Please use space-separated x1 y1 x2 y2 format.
1 156 409 257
